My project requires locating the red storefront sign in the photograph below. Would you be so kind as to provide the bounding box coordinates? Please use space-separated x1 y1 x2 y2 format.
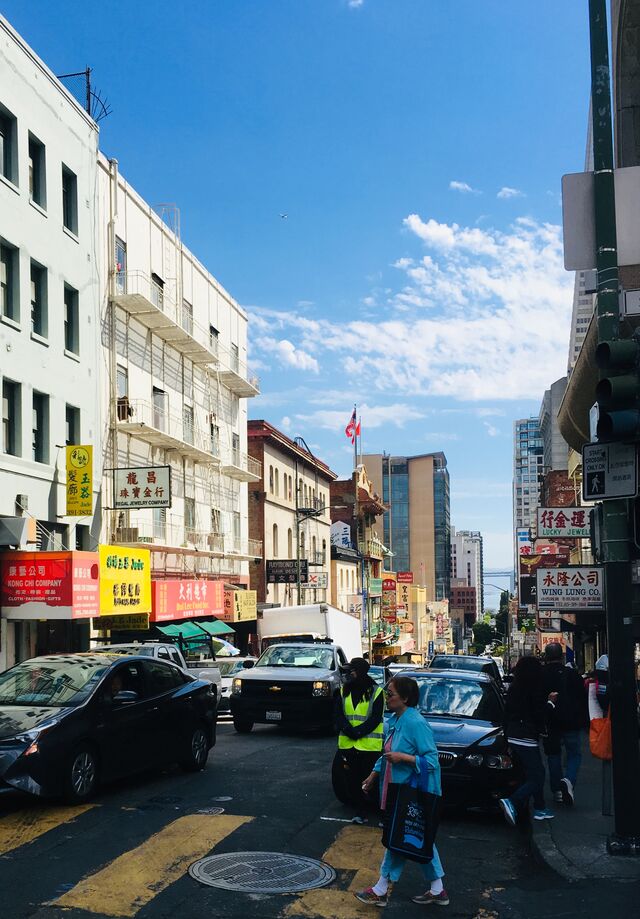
0 551 99 617
397 571 414 583
150 579 224 622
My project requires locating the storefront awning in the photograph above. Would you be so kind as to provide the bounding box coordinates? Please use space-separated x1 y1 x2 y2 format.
157 619 235 641
197 619 235 636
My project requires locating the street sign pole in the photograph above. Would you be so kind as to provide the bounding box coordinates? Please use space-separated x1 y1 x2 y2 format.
588 0 640 852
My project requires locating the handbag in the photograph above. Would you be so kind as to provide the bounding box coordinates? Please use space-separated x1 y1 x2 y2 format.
381 777 442 864
589 708 612 761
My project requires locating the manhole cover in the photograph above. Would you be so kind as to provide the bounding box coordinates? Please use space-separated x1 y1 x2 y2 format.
189 852 336 894
197 807 225 815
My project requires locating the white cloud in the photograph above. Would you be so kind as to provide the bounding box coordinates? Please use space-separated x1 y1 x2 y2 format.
297 403 425 431
497 186 524 199
348 0 364 7
449 180 480 194
280 415 292 431
476 407 505 418
483 422 500 437
254 337 319 373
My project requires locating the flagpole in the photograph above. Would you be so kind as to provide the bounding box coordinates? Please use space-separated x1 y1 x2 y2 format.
353 403 358 472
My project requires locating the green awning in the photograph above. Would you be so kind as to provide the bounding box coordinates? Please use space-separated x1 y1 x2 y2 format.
197 619 235 636
156 622 203 640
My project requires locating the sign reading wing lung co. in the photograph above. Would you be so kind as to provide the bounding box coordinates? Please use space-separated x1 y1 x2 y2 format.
114 466 172 509
266 559 309 583
582 443 637 501
536 566 604 611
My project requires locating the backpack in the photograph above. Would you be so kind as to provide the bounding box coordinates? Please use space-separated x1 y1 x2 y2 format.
553 668 587 729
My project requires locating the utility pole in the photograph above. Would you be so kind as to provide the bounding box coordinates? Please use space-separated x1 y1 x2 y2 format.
588 0 640 853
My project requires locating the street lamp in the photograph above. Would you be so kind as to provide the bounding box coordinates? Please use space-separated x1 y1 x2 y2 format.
484 582 512 665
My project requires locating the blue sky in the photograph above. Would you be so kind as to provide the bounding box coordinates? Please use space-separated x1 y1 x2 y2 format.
3 1 592 599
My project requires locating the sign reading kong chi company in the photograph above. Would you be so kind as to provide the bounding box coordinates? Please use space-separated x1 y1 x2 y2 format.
1 551 99 618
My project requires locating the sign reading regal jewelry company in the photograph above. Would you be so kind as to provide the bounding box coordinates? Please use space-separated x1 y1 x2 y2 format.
66 445 93 517
536 566 604 611
114 466 172 509
536 507 590 539
99 546 152 615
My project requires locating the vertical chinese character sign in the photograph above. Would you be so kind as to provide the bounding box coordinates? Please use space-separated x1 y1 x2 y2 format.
66 445 93 516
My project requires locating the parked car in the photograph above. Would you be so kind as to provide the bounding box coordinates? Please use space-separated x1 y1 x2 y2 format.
0 653 217 802
428 654 504 687
217 657 257 712
230 642 349 732
92 641 222 704
389 668 520 808
368 665 386 688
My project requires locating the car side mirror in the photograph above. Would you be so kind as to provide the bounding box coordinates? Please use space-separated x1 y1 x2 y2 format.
242 660 255 669
113 690 139 705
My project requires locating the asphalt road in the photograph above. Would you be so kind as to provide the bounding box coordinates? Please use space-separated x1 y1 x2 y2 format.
0 720 638 919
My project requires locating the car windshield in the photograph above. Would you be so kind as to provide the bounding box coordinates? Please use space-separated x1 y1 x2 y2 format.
218 660 245 676
415 676 502 723
432 657 486 672
0 658 111 707
258 646 335 669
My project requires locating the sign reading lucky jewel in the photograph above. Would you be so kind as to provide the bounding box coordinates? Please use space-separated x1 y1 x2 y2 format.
1 551 99 618
537 507 590 539
99 546 151 615
151 579 224 622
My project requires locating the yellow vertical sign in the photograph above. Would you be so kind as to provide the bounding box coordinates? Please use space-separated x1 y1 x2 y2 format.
66 445 93 516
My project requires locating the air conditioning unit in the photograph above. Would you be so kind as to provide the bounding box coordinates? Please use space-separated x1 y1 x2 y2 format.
137 536 153 544
115 527 139 542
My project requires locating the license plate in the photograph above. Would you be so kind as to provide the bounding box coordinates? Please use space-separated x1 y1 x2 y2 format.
266 710 282 721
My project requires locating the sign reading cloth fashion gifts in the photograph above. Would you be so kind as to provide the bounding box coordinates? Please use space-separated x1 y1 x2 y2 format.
99 546 151 615
151 579 224 622
1 551 99 618
66 445 93 516
221 590 258 622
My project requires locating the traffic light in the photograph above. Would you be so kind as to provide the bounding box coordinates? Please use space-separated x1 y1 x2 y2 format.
594 338 640 441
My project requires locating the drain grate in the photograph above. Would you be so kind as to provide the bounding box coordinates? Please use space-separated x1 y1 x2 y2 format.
189 852 336 894
196 807 225 816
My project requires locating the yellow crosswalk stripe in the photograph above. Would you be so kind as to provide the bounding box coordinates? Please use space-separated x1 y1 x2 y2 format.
0 805 94 855
55 813 252 917
283 826 382 919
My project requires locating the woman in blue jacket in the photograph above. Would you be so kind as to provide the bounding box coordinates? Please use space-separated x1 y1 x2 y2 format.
355 675 448 908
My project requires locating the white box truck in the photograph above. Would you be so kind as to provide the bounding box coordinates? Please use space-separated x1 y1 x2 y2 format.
258 603 363 660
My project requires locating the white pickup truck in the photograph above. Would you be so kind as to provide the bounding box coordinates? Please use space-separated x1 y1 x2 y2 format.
93 641 222 705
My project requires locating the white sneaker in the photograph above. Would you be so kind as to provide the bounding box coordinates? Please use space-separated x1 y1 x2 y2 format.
560 777 574 806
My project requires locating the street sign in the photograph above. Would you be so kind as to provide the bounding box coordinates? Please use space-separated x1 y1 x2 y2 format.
582 442 637 500
114 465 171 509
266 560 308 583
301 572 328 589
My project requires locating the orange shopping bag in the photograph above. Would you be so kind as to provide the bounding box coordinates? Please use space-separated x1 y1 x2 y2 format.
589 708 612 760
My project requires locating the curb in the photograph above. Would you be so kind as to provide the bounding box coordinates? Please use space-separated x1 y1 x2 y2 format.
529 821 588 883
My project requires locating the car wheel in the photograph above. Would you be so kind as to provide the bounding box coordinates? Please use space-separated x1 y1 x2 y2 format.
65 744 98 803
180 725 210 772
233 717 254 733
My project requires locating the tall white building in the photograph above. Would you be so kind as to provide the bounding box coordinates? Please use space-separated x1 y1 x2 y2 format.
513 417 544 533
449 527 483 620
0 17 102 667
539 377 569 472
567 113 595 371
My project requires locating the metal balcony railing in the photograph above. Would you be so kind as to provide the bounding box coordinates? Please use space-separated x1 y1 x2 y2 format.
114 398 220 465
224 537 263 559
220 449 262 482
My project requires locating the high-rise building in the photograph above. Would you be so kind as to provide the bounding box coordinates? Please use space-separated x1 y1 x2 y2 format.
364 452 451 600
513 417 544 535
539 377 569 472
450 527 484 620
567 113 595 371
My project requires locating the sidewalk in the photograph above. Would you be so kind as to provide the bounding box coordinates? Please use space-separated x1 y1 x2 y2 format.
531 743 640 881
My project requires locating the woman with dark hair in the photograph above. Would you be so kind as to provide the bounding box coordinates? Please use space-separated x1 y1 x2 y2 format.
354 676 448 908
499 655 557 825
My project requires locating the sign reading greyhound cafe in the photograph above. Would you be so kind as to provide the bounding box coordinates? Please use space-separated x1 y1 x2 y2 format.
99 546 152 615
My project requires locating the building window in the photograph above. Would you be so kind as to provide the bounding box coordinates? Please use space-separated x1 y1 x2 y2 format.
274 467 279 497
32 391 49 463
1 242 19 322
151 273 164 310
232 510 241 541
28 133 46 207
287 528 293 557
184 497 196 540
61 164 78 234
181 300 193 334
211 507 221 534
65 404 80 445
288 475 292 502
0 104 17 185
183 404 194 445
2 379 20 456
64 284 79 354
230 343 239 372
273 523 279 557
322 538 327 564
210 417 219 456
232 432 240 465
30 260 47 337
153 507 166 540
152 387 167 430
115 237 126 293
269 465 274 494
209 325 219 353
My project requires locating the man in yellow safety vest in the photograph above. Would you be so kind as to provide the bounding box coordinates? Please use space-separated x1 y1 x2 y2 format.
334 657 384 821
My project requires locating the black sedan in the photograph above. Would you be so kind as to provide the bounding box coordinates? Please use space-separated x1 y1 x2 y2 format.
0 653 217 802
393 669 521 808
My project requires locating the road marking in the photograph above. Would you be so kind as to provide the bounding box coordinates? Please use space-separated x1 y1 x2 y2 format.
0 805 94 855
283 826 381 919
54 813 252 917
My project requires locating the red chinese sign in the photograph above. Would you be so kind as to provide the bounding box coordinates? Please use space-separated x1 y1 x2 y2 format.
397 572 414 584
382 576 397 622
0 551 99 617
519 551 570 577
151 579 224 622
